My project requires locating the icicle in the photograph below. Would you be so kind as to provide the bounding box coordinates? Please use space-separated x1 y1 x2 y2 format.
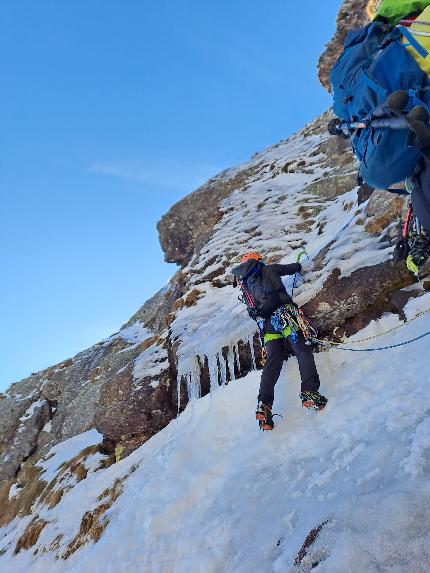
234 343 241 373
207 354 220 392
177 355 201 405
249 335 256 370
177 374 181 416
219 352 227 386
227 345 236 383
191 357 202 400
187 367 201 401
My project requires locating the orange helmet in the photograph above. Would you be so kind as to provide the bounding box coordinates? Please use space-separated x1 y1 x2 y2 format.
240 252 262 263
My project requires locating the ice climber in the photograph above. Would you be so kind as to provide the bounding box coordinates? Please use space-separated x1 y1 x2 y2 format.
232 252 327 431
329 0 430 276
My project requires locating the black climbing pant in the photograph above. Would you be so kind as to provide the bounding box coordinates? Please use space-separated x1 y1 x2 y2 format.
258 333 320 407
412 160 430 234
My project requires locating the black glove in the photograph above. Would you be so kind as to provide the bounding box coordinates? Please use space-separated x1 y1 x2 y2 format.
393 238 410 262
327 118 349 139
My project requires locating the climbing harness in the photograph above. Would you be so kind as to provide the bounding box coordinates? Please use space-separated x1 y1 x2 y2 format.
261 307 430 361
270 304 318 344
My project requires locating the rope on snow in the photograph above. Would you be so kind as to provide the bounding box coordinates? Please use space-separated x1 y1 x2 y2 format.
312 330 430 352
310 307 430 352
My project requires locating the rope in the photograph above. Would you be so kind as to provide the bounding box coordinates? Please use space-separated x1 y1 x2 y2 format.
313 307 430 346
307 307 430 352
313 330 430 352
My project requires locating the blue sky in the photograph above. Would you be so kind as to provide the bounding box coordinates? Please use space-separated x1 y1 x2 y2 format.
0 0 341 391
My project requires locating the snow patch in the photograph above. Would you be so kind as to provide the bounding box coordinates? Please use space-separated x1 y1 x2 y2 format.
8 483 22 501
19 399 44 422
133 344 169 384
42 420 52 433
36 428 103 484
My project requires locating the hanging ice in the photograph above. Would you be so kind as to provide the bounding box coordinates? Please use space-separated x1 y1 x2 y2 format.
227 345 236 383
219 352 227 386
234 344 241 374
207 354 220 392
248 334 256 371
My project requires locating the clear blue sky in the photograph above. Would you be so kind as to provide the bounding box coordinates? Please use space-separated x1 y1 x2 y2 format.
0 0 341 391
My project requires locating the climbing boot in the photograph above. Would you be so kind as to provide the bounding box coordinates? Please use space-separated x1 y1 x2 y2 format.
407 119 430 158
407 105 430 126
256 401 274 431
407 232 430 273
300 391 328 412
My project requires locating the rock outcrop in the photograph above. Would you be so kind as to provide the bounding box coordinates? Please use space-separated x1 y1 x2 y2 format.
318 0 380 91
0 330 178 482
157 162 267 265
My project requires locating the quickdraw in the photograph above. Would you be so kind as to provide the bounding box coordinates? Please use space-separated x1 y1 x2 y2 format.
260 346 267 367
271 304 318 344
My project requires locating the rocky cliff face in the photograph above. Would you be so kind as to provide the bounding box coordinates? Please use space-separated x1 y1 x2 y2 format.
318 0 380 90
1 0 425 514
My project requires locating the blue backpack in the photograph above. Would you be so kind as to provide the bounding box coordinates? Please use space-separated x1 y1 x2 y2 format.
330 21 430 189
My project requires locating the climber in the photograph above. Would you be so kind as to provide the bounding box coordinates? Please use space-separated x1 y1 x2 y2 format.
232 252 327 432
329 0 430 275
377 1 430 273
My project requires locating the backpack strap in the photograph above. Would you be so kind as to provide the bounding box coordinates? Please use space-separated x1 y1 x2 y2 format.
361 73 387 99
398 25 430 58
239 281 255 309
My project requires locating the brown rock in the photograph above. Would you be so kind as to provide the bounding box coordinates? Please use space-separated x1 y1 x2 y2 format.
94 345 176 448
364 191 405 235
0 397 50 484
304 260 415 335
318 0 378 91
157 164 266 265
62 478 124 559
15 518 48 554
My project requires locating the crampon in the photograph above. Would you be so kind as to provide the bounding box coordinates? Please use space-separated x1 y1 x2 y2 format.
256 402 275 431
300 391 328 412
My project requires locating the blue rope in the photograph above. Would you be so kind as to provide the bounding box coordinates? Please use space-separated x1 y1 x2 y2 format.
314 331 430 352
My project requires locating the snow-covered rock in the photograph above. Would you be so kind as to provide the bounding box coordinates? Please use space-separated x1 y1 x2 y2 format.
1 295 430 571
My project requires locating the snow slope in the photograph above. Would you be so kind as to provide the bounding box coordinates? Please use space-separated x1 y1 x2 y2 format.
2 294 430 572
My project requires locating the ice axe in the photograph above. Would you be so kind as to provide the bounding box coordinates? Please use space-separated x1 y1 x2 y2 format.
291 250 309 298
